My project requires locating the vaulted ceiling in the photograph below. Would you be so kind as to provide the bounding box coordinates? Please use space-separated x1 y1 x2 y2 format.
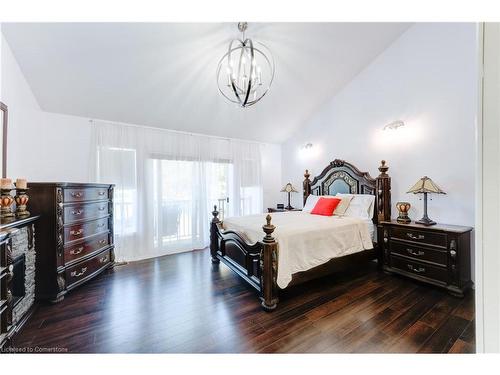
2 23 411 143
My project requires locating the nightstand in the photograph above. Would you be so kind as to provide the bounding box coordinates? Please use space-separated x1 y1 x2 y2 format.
267 208 302 213
379 220 473 297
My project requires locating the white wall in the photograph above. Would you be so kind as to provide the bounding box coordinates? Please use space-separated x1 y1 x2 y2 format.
282 23 478 230
1 33 282 211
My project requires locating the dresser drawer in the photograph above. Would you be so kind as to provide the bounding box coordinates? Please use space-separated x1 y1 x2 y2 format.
390 240 447 266
391 226 447 248
65 249 112 288
64 201 110 224
64 217 108 243
391 255 448 284
64 232 110 264
64 187 109 203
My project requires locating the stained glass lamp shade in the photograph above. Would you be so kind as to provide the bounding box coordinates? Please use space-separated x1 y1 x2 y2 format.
407 176 446 226
280 183 298 210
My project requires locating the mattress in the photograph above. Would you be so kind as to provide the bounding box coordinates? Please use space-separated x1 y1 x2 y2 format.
222 211 374 288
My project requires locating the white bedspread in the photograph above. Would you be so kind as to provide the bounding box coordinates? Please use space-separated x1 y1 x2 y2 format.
222 211 373 288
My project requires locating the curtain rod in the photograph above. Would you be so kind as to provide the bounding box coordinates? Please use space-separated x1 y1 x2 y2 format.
88 119 274 146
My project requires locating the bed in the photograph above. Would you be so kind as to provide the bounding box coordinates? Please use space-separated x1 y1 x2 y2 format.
210 159 392 311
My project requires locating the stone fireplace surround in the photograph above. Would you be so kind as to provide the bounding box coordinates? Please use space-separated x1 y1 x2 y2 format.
11 226 36 325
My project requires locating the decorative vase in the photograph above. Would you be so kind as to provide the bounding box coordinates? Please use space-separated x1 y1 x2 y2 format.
14 188 30 217
0 188 15 219
396 201 411 224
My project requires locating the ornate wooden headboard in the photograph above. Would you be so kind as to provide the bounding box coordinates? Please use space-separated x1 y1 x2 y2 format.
303 159 391 224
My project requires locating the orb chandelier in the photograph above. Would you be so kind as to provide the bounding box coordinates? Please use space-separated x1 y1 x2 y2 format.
216 22 275 108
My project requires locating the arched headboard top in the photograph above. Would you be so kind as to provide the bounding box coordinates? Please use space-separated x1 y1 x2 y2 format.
309 159 376 196
303 159 391 224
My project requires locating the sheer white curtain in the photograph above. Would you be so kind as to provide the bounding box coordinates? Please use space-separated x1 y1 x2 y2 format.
89 121 263 262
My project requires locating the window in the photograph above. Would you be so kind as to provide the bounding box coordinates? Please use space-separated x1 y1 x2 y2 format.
97 147 137 235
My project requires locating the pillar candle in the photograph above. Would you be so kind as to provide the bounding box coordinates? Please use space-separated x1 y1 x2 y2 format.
16 178 27 189
1 178 12 189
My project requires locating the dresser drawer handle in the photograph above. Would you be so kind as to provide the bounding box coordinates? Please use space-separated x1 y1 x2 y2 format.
407 248 424 256
99 256 108 264
99 239 107 245
98 191 106 196
70 267 87 278
71 192 83 198
97 223 105 228
70 229 84 236
71 209 83 215
406 233 424 240
70 246 84 255
407 264 426 273
98 206 106 211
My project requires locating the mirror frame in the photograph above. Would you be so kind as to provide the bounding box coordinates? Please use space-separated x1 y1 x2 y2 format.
1 101 7 178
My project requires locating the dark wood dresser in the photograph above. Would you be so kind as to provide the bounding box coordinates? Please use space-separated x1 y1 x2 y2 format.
379 220 472 297
28 183 115 303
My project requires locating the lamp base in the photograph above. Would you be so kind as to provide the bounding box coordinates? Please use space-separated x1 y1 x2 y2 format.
284 205 294 210
416 217 436 226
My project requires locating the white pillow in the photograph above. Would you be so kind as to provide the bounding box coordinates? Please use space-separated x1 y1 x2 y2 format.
302 194 320 213
336 193 375 220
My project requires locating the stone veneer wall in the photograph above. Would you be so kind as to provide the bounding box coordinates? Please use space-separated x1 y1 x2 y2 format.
11 226 36 324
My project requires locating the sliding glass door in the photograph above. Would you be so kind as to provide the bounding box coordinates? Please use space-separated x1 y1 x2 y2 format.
151 159 231 254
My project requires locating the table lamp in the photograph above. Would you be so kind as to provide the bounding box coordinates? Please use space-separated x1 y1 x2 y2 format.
407 176 446 226
281 183 298 210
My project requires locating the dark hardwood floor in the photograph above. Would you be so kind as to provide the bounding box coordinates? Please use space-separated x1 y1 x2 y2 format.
9 248 475 353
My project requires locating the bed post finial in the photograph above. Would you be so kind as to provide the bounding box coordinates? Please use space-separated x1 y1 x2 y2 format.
262 214 276 242
211 205 220 223
210 205 221 264
376 160 391 223
378 160 389 176
261 214 279 311
303 169 311 206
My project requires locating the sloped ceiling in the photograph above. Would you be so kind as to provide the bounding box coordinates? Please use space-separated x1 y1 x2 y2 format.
1 23 411 143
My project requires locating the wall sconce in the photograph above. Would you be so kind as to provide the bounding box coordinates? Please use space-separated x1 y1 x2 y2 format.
383 120 405 131
301 143 313 150
298 143 316 160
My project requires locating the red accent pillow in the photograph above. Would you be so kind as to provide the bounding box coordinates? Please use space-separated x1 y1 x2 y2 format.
310 197 342 216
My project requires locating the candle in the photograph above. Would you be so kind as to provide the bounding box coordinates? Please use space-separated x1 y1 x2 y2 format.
16 178 27 189
1 178 12 190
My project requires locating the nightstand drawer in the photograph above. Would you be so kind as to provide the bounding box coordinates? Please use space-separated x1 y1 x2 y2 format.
391 226 447 248
391 255 448 284
390 240 447 266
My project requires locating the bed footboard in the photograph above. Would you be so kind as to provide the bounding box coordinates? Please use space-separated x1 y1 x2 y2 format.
210 207 279 311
